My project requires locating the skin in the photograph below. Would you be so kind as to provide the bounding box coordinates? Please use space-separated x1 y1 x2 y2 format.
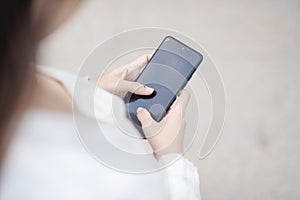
30 0 190 158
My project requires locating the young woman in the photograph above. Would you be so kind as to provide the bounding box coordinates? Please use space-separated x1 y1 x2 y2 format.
0 0 201 199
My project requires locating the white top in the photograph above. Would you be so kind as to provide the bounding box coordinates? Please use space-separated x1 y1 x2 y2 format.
0 67 201 200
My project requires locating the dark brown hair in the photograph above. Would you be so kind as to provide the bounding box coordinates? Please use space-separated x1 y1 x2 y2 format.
0 0 36 160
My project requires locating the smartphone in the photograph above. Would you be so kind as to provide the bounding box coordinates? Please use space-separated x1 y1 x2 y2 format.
124 36 203 132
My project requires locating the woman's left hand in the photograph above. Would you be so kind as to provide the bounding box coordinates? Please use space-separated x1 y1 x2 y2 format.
90 54 154 98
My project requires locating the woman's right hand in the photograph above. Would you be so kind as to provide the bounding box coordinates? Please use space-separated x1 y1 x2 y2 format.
136 90 190 159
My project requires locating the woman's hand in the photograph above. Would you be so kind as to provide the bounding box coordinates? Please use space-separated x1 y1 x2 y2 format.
90 54 154 98
136 90 190 159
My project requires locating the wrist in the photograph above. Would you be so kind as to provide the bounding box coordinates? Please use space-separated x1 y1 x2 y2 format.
154 146 183 160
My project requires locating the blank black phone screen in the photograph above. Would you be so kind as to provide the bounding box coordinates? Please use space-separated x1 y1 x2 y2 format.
124 36 203 129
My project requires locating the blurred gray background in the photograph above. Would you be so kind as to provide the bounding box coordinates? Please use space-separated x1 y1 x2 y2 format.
37 0 300 199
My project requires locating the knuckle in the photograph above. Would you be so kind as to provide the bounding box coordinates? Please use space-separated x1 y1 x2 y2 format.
144 53 151 60
129 82 141 92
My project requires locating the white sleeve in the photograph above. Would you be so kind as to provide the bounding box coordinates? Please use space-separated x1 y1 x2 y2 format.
72 77 201 199
159 154 201 200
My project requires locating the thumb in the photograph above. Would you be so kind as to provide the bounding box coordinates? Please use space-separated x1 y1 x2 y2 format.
117 79 154 95
137 107 164 139
136 107 154 128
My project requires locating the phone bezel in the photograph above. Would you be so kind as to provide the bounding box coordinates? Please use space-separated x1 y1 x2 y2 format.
125 36 203 122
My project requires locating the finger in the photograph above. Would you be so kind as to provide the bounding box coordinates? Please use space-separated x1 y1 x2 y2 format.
119 54 152 81
117 79 154 95
121 69 128 79
136 107 154 128
129 54 152 69
177 90 190 112
137 107 164 138
124 54 152 71
168 90 190 116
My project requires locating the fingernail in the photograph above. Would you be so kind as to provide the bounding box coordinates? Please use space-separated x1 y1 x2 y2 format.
137 107 144 113
144 86 154 94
